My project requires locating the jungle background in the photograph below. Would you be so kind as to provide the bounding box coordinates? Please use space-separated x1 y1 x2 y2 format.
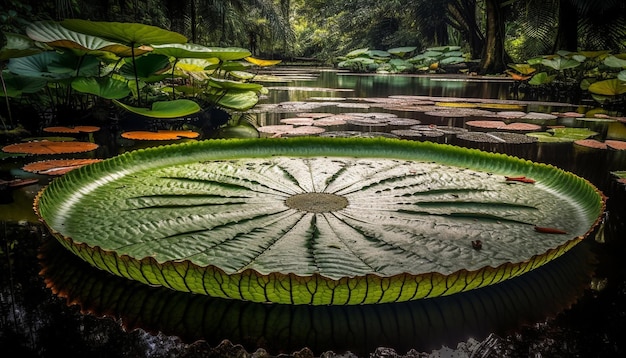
1 0 625 75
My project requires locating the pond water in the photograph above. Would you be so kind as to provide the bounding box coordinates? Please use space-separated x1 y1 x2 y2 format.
1 67 626 357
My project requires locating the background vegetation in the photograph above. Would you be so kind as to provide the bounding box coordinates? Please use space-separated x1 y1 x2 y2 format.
1 0 625 74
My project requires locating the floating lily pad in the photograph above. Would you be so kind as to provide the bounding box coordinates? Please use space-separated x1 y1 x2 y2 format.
43 126 101 134
2 141 98 154
318 131 399 138
22 159 103 175
574 139 607 150
606 140 626 150
34 137 604 305
527 128 598 143
121 130 200 141
457 131 538 144
279 117 315 126
257 125 326 137
466 121 542 132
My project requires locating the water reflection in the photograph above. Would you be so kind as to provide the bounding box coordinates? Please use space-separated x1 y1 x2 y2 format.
2 68 626 357
37 233 596 356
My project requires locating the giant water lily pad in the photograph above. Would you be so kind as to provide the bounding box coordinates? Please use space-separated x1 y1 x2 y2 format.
34 137 605 305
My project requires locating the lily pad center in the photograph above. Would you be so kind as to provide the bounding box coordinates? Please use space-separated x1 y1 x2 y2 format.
285 193 349 213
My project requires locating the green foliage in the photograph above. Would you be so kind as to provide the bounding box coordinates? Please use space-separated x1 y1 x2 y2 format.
510 50 626 107
1 19 273 123
337 45 469 74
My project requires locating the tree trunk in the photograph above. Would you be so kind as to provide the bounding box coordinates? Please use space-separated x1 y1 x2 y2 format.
479 0 508 74
552 0 578 52
448 0 484 60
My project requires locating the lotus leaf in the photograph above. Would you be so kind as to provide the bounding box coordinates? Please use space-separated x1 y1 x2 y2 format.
208 77 264 91
346 48 369 58
387 47 417 58
26 21 150 57
541 57 580 71
61 19 187 45
119 54 171 82
113 99 201 118
245 57 282 67
0 32 41 61
0 71 47 97
588 79 626 96
528 72 555 86
603 55 626 69
35 137 605 305
71 76 131 99
8 51 98 79
204 89 260 111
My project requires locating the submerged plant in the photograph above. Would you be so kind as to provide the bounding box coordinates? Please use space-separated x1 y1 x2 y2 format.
35 137 605 305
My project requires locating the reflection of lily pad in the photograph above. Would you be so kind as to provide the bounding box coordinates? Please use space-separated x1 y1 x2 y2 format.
35 137 604 305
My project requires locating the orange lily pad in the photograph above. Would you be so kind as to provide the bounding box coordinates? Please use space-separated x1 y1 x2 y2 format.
43 126 101 134
2 141 99 154
22 159 103 175
120 130 200 141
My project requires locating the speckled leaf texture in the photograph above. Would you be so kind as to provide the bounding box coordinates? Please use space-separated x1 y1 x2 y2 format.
35 137 605 305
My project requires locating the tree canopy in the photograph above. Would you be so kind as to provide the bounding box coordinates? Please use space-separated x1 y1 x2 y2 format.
1 0 625 74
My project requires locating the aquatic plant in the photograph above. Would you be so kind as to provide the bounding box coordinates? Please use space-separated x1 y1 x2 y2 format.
34 136 605 305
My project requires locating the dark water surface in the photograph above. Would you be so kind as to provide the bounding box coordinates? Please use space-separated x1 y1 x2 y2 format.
2 67 626 357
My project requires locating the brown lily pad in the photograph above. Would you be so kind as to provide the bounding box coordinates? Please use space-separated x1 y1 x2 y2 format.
22 159 103 175
121 130 200 140
574 139 608 150
257 125 326 137
606 140 626 150
280 117 315 126
0 178 39 188
466 121 542 132
43 126 101 134
2 141 99 154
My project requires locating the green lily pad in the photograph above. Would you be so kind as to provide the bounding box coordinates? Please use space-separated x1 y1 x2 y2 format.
113 99 201 118
35 137 605 305
527 127 599 142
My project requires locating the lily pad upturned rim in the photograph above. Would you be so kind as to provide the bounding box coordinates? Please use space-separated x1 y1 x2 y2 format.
34 137 606 305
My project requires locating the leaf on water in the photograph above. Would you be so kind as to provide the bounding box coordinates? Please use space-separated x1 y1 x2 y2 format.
23 159 103 175
2 141 98 154
121 130 200 141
